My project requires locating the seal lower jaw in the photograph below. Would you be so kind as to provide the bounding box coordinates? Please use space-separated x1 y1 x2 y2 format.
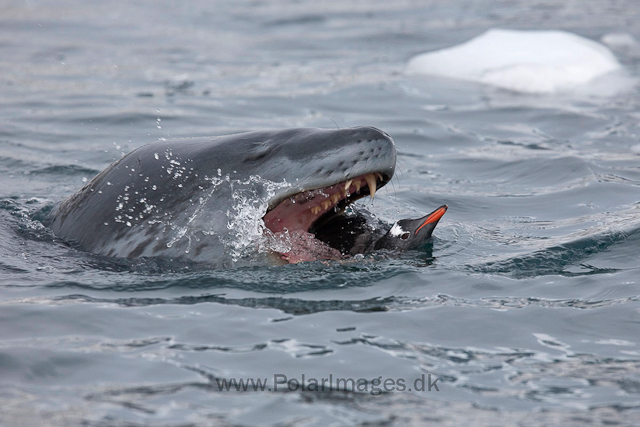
262 172 388 261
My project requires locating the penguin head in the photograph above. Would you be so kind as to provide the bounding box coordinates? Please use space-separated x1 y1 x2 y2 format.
374 205 447 251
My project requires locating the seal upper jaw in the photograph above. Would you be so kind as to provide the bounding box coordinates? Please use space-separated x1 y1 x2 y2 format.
262 171 390 235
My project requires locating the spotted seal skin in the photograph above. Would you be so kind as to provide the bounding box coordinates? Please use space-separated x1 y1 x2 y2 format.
46 127 397 266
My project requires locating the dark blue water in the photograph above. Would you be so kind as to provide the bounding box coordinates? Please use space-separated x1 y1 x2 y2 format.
2 0 640 425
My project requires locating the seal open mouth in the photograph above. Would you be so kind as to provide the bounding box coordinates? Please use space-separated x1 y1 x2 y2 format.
262 171 390 261
263 171 389 234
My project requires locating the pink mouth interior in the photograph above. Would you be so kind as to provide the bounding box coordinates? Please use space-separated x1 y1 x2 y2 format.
262 173 382 262
263 173 379 233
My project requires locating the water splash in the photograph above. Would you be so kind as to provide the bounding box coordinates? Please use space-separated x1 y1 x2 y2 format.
223 175 291 262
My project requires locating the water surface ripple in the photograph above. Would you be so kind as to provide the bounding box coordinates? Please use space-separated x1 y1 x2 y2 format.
1 0 640 425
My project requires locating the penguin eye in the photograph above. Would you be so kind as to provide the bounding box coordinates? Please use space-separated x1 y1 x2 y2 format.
401 232 410 240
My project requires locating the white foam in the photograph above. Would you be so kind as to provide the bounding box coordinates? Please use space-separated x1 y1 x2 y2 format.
407 29 624 94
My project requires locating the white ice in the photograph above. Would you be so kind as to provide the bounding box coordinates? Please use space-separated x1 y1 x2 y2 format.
407 29 624 94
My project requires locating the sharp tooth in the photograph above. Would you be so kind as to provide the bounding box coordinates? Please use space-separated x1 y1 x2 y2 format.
332 194 340 204
322 200 331 210
375 172 383 181
311 206 321 215
344 179 353 192
354 181 361 192
365 174 377 199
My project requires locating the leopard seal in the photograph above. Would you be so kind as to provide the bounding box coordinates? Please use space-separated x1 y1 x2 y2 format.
45 127 446 266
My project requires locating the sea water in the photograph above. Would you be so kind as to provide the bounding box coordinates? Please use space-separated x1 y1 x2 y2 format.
1 0 639 425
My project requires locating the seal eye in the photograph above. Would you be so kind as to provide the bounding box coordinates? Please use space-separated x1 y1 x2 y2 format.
246 143 274 161
401 232 410 240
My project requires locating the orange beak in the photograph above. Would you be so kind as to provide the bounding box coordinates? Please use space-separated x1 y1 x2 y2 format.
416 205 448 234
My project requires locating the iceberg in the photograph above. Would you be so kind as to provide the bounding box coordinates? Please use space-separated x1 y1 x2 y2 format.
407 29 623 94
